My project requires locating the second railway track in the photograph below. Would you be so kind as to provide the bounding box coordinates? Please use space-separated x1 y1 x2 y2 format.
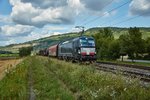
95 62 150 83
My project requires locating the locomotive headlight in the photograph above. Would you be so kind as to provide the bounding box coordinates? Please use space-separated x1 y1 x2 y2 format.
78 50 81 54
78 51 81 54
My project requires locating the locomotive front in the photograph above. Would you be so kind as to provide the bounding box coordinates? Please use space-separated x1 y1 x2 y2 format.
76 36 96 61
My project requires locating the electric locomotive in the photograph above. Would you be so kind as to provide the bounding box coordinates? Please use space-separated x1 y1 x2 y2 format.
76 36 96 61
48 36 96 62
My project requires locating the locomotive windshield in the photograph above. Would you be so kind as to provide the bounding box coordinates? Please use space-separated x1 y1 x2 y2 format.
80 39 88 46
80 38 95 47
88 39 95 46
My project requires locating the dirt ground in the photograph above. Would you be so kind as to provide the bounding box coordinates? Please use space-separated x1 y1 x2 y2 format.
0 59 22 80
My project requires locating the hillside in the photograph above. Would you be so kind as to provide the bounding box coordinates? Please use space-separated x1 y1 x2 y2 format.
0 27 150 53
86 27 150 39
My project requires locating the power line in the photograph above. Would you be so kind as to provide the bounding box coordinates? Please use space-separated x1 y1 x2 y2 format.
82 0 132 26
99 13 125 26
109 15 142 27
73 0 114 33
107 6 149 27
80 0 114 24
98 2 150 28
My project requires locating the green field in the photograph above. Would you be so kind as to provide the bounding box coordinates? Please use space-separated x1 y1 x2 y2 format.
0 56 150 99
0 54 19 57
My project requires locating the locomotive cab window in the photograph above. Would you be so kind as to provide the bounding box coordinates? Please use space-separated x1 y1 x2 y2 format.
80 38 95 47
80 38 88 46
88 39 95 47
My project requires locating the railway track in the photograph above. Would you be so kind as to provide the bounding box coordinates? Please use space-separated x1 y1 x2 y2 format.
95 62 150 83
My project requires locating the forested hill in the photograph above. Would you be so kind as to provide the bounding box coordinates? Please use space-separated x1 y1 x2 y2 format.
86 27 150 39
0 27 150 53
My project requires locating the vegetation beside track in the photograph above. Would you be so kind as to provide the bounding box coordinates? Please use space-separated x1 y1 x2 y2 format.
0 56 150 99
31 56 74 99
0 56 74 99
48 57 150 100
0 54 19 57
0 58 29 99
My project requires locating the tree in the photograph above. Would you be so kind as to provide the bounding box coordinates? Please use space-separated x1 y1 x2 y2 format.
146 37 150 55
128 27 145 57
119 27 145 62
119 34 135 62
103 28 114 38
93 28 114 60
19 46 33 57
108 39 120 60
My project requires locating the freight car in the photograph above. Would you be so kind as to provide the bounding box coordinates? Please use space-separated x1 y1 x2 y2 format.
48 36 96 62
48 44 58 57
38 48 49 56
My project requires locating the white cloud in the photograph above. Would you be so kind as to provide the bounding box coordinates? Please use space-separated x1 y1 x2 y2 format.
11 2 42 27
19 26 66 42
0 15 12 24
129 0 150 16
1 24 34 37
10 0 82 27
68 0 84 14
21 0 68 8
25 31 51 41
43 25 67 31
0 0 120 46
79 0 118 17
0 38 16 46
80 0 113 11
9 0 118 28
5 39 16 45
31 7 75 26
9 0 20 6
51 32 63 36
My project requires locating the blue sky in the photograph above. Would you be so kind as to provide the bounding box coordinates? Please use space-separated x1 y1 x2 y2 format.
0 0 150 46
0 0 12 15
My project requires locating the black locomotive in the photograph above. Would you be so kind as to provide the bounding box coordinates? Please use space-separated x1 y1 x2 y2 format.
45 36 96 62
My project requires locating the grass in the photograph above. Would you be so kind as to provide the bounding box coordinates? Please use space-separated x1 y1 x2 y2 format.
30 56 74 99
0 54 19 57
0 56 74 99
0 57 29 99
47 57 150 100
0 56 150 99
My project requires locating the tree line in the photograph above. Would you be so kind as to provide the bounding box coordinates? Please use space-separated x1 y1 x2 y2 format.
93 27 150 61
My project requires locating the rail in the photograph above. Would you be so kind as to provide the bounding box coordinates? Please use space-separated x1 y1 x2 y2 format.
95 62 150 83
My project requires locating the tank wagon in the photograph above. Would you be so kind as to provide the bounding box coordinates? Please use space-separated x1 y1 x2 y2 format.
48 36 96 62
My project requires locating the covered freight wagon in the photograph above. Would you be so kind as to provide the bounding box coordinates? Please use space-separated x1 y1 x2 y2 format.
48 44 58 57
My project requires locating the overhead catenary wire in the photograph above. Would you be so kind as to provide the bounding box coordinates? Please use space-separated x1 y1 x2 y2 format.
73 0 150 36
80 0 114 24
99 13 125 27
108 13 146 27
107 2 150 27
82 0 132 26
98 2 150 28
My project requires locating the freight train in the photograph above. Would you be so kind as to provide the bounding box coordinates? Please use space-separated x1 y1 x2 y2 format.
39 36 96 62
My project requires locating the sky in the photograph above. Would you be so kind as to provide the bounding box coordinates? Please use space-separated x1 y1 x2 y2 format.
0 0 150 46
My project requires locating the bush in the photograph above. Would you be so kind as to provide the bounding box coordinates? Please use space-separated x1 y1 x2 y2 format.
19 47 33 57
